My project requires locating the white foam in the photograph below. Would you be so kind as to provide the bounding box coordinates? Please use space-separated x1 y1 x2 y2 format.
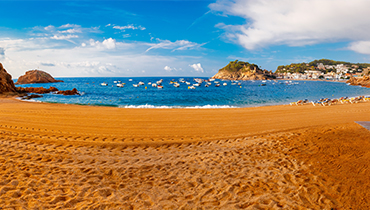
119 104 236 109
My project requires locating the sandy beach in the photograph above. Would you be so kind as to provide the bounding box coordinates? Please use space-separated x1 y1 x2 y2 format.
1 97 370 209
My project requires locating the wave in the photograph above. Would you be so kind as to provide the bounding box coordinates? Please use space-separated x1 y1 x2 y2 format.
119 104 237 109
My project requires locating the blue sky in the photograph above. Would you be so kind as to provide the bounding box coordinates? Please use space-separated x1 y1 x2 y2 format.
1 0 370 78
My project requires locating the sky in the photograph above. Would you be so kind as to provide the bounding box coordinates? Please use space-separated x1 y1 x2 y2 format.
1 0 370 78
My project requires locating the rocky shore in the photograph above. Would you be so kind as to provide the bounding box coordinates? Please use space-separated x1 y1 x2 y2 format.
347 76 370 88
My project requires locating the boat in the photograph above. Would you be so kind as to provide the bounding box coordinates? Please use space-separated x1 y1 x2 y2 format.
215 84 220 87
128 79 133 81
186 82 191 85
188 86 195 89
209 78 215 81
133 84 138 87
174 83 180 87
100 82 108 86
223 83 227 86
138 81 144 86
261 83 266 86
116 83 124 87
157 85 163 89
193 83 200 87
156 79 163 84
152 83 157 87
148 82 152 85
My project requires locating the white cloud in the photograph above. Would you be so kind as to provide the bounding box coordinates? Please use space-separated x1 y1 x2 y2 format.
102 38 116 49
210 0 370 52
146 39 204 52
164 66 173 71
113 24 146 31
89 38 116 50
59 24 80 29
189 63 204 73
348 41 370 55
50 34 79 40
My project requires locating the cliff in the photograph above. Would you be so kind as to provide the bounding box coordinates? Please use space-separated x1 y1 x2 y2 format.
346 76 370 88
15 70 63 84
0 63 17 93
211 60 276 80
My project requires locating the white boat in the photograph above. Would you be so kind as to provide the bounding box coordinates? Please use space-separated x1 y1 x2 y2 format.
148 82 152 85
186 82 191 85
223 83 227 86
193 83 200 87
138 81 144 86
209 78 215 81
129 79 133 81
188 86 195 89
117 83 124 87
100 82 108 86
214 81 219 84
152 83 157 87
157 85 163 89
133 84 138 87
174 83 180 87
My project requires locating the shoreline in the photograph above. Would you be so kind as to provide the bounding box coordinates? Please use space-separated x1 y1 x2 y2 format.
1 97 370 209
2 96 370 143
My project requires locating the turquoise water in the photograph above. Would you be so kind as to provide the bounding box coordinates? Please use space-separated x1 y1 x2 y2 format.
15 77 370 108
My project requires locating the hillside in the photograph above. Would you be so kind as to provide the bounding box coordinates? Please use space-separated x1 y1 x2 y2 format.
276 59 370 74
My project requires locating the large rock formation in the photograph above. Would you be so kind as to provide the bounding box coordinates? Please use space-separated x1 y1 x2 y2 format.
346 76 370 88
211 60 276 80
15 70 63 84
0 63 17 93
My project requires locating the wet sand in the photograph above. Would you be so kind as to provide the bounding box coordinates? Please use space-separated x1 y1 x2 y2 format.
1 98 370 209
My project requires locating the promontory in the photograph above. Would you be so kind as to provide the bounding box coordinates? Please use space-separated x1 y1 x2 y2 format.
211 60 276 80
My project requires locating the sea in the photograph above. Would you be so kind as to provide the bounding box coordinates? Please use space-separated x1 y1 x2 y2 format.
14 77 370 108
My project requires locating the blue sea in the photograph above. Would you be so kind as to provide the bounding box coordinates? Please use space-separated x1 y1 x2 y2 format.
14 77 370 108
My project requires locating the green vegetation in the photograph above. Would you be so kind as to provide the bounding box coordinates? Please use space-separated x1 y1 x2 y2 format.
221 60 260 72
276 59 370 74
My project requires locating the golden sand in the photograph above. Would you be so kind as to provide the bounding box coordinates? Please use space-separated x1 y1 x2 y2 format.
0 98 370 209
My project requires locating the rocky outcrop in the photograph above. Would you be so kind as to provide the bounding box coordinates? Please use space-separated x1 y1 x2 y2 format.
15 70 63 84
16 86 79 96
0 63 17 93
211 60 276 80
57 88 78 96
346 76 370 88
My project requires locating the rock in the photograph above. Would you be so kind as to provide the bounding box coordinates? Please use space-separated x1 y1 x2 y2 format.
16 86 79 96
15 70 63 84
22 94 43 100
57 88 79 95
346 76 370 88
0 63 17 93
16 86 58 94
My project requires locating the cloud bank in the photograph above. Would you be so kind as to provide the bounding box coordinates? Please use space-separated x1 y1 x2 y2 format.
210 0 370 54
0 24 208 77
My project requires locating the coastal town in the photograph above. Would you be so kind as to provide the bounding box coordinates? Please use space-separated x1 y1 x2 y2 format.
211 59 370 88
275 62 370 80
